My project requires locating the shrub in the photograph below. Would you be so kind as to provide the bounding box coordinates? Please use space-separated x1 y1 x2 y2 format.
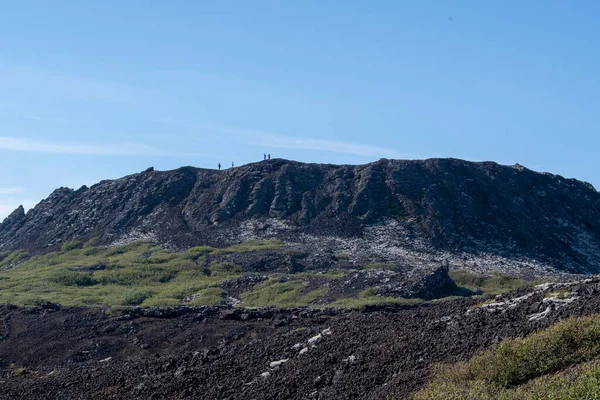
187 246 214 254
83 237 100 250
51 270 96 287
414 314 600 399
61 240 82 252
208 262 242 277
241 279 324 307
122 290 153 305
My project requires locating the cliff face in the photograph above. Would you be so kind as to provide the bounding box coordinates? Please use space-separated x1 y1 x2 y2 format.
1 158 599 272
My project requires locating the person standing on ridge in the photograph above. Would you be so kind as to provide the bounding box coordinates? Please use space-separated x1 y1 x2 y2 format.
268 153 271 160
218 162 221 170
232 162 234 168
264 153 266 160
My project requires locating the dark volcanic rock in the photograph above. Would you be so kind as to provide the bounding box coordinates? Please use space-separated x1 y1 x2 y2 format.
0 205 26 231
1 158 599 272
326 264 459 301
2 278 600 399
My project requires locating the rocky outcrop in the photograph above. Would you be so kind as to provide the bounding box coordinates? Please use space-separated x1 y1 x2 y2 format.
325 264 460 301
1 158 599 272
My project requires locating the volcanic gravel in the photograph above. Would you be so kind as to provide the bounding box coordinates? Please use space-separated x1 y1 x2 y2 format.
2 279 600 399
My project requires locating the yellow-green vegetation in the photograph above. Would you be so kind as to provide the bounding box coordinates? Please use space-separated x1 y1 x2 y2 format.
0 240 281 308
185 240 283 257
240 279 326 308
13 367 29 377
360 263 396 271
208 240 284 255
0 250 29 269
449 269 543 295
414 315 600 399
544 289 571 299
334 252 350 260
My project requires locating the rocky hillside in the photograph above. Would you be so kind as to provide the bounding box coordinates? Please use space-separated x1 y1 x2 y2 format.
1 158 599 273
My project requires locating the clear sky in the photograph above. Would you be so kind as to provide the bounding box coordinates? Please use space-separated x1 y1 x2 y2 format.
1 1 599 219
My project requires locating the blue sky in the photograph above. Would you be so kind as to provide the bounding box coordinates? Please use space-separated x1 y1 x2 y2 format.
1 1 599 218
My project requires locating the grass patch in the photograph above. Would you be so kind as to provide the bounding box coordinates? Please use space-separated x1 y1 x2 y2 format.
0 250 29 269
211 240 284 255
186 287 224 306
335 252 350 261
327 285 423 309
122 290 153 305
414 314 600 399
61 240 82 252
0 240 266 307
51 269 97 287
240 279 326 308
208 262 243 276
449 270 543 296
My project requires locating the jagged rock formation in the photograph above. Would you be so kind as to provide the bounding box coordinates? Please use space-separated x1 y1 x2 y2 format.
1 158 599 273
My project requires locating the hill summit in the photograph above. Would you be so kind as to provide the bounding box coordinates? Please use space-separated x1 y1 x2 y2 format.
2 158 599 273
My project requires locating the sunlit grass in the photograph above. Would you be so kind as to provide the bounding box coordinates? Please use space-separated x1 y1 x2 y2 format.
0 240 284 307
414 314 600 399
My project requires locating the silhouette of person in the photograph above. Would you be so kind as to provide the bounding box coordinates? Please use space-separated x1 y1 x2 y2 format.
218 163 221 170
232 162 234 168
268 153 271 160
264 153 266 160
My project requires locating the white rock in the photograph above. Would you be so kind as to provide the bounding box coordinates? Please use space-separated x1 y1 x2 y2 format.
269 359 289 368
308 333 322 345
